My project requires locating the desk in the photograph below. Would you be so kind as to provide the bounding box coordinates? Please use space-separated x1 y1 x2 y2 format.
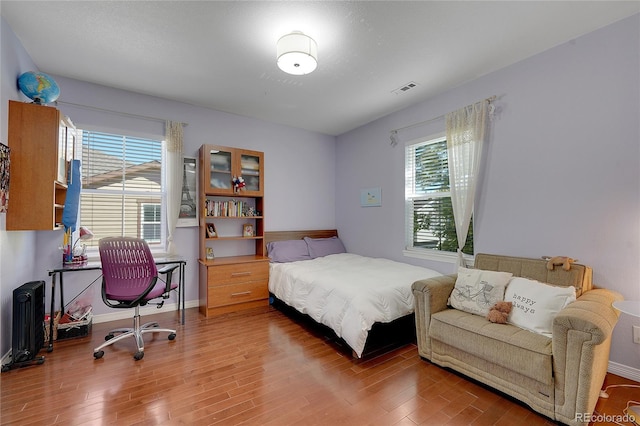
46 256 186 351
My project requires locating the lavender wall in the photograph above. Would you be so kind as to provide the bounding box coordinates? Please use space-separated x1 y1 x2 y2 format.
0 17 41 359
0 18 336 357
336 14 640 373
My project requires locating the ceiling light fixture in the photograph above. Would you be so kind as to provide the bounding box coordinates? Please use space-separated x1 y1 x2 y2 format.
277 31 317 75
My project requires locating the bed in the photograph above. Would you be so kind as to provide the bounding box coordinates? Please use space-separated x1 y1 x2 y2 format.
264 229 442 358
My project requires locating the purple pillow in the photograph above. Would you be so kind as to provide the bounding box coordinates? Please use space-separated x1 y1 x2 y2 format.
267 240 311 263
304 236 346 258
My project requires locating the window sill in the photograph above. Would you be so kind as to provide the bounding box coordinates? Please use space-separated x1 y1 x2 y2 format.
403 248 474 267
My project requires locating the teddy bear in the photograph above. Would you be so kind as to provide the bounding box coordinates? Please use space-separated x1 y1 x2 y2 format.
544 256 577 271
486 301 512 324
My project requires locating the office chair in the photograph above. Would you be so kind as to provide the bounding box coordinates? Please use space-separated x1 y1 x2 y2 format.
93 237 178 361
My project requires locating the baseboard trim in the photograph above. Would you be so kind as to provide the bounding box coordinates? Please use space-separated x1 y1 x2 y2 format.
608 361 640 383
91 299 199 324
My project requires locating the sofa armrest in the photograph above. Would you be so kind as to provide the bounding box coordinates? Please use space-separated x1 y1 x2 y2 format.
551 288 623 425
412 274 457 360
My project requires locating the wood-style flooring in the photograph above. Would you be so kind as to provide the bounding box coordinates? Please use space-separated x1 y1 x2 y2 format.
1 305 638 425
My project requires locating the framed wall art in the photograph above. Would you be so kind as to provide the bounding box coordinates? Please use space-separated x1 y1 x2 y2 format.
177 156 198 227
360 187 381 207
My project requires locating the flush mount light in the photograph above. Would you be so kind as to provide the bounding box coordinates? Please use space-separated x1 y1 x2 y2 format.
277 31 318 75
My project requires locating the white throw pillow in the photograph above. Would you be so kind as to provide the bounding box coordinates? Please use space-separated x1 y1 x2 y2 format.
449 267 513 316
505 277 577 337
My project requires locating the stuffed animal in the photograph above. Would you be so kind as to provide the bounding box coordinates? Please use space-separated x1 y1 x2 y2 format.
486 301 512 324
544 256 577 271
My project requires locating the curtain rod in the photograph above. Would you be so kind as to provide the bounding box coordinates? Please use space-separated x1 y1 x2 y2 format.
55 100 188 127
390 95 495 135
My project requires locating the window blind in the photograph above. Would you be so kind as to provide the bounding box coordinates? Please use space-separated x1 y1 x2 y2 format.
405 136 473 254
80 130 164 247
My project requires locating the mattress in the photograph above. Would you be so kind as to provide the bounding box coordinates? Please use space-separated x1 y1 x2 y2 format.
268 253 442 357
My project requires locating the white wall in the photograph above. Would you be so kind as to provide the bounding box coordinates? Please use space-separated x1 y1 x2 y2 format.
336 14 640 373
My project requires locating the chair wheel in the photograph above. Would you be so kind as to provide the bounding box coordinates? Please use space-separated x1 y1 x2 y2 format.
168 333 176 340
105 334 114 341
93 350 104 359
134 351 144 361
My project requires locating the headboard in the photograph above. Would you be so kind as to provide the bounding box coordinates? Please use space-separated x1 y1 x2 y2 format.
263 229 338 256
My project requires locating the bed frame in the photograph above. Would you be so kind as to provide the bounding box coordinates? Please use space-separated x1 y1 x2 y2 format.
264 229 417 359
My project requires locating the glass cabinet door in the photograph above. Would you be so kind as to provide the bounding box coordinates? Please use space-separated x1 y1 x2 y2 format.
206 148 233 194
57 121 68 184
240 153 261 193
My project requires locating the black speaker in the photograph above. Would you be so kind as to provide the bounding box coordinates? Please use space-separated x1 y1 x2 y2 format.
1 281 46 372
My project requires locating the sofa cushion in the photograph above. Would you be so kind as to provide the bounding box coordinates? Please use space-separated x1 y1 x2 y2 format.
505 277 576 337
429 308 553 384
448 267 512 316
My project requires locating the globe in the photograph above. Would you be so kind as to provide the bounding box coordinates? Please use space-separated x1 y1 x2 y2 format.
18 71 60 104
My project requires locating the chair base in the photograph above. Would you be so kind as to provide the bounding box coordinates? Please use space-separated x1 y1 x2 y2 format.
93 305 176 360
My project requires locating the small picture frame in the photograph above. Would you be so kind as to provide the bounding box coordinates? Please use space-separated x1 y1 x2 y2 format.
206 223 217 238
243 224 254 237
206 247 215 260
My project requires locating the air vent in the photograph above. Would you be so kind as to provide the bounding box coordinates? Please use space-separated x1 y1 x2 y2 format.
392 81 419 95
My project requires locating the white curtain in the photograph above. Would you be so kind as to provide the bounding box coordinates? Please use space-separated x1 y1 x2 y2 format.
165 121 184 255
445 100 490 266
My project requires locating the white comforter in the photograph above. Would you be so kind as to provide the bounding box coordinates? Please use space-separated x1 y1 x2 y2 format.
268 253 442 357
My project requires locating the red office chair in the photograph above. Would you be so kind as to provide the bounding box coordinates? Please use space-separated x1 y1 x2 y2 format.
93 237 178 360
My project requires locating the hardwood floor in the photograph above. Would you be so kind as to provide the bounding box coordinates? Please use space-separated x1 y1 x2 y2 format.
1 305 637 425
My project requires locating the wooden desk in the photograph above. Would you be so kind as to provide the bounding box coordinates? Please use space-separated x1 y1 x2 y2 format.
46 256 186 351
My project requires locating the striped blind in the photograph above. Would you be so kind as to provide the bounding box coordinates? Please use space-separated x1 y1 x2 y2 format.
405 136 473 254
80 130 165 248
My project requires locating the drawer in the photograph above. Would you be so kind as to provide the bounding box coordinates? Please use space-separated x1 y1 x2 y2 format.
208 280 268 307
207 262 269 286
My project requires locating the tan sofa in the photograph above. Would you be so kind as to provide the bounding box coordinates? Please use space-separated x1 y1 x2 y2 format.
412 253 622 426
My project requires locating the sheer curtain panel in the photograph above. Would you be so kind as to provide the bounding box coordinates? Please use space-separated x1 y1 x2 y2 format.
165 121 184 254
445 100 490 266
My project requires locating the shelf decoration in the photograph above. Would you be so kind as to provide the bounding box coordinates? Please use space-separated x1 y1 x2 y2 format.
243 224 254 237
206 223 217 238
232 176 246 192
206 247 215 260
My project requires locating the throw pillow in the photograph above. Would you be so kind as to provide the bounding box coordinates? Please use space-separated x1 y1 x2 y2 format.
267 240 311 263
504 277 577 337
448 267 513 316
304 236 346 258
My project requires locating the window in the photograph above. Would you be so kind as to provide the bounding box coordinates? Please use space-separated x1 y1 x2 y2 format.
80 130 165 248
141 203 162 243
405 134 473 258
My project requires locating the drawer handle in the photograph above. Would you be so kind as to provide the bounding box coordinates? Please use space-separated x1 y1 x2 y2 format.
231 291 251 297
231 272 252 277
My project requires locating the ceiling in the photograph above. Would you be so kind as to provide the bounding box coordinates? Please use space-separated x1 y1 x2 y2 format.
2 1 639 136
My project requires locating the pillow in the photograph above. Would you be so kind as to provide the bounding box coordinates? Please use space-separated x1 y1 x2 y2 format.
267 240 311 263
304 236 346 258
505 277 577 337
449 267 513 316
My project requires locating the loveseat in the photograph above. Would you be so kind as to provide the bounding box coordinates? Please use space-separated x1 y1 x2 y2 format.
412 253 622 426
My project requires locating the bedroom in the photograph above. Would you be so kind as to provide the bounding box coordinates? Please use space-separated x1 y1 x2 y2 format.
0 1 639 423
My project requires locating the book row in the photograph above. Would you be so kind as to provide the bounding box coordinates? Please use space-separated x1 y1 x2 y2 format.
204 199 251 217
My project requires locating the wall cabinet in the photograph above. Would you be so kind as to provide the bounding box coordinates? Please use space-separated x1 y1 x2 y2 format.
198 144 268 317
203 145 263 197
6 101 76 231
